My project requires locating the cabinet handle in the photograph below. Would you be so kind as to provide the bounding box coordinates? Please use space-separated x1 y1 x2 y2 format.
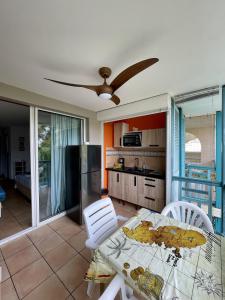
149 144 159 147
134 176 136 186
117 173 119 182
145 178 155 182
145 184 155 187
145 196 155 201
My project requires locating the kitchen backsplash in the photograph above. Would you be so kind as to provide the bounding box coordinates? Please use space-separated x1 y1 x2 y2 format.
106 148 165 172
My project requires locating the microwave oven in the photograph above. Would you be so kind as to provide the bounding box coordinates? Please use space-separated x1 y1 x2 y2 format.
123 132 142 147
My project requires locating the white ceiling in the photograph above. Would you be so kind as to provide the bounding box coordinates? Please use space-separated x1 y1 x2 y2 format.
0 0 225 112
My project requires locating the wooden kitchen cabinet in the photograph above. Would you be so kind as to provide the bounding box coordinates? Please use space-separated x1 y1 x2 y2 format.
108 171 125 200
142 128 166 148
108 171 165 212
114 122 129 147
123 174 138 204
137 176 165 212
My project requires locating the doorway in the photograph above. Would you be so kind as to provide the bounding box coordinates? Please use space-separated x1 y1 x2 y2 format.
0 100 32 240
172 93 223 233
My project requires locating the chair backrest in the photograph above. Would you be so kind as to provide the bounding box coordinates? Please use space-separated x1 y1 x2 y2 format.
98 274 135 300
161 201 214 233
83 197 118 246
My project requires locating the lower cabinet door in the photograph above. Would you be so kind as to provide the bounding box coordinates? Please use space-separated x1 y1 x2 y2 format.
124 174 137 204
108 171 124 200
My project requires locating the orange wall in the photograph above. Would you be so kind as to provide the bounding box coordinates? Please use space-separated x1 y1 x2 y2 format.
103 112 166 189
104 122 114 188
114 112 166 130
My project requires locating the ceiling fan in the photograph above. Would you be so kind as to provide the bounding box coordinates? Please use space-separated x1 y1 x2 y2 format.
44 58 159 105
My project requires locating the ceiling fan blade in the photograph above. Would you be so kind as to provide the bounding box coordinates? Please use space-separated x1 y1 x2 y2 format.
111 94 120 105
110 58 159 92
44 78 100 93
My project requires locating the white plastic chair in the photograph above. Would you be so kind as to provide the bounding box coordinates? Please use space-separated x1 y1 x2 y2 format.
161 201 214 233
98 274 137 300
83 197 128 296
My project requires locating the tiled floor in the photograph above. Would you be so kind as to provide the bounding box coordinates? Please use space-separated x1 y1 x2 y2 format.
0 199 137 300
0 181 31 240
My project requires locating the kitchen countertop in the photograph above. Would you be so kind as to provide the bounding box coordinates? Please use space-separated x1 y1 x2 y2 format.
106 167 165 179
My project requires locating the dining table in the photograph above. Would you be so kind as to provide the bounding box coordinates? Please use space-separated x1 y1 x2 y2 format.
85 208 225 300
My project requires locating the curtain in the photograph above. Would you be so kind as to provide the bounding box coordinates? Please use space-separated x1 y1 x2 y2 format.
51 114 81 215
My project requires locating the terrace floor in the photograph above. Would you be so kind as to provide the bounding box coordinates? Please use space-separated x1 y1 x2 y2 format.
0 199 136 300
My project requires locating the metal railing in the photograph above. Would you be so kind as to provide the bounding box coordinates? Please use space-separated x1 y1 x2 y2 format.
173 169 222 232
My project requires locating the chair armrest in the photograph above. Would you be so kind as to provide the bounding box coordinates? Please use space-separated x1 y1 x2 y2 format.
85 238 98 250
117 215 128 221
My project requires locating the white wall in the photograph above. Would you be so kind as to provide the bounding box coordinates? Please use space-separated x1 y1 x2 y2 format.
0 82 101 145
10 126 30 179
97 93 170 122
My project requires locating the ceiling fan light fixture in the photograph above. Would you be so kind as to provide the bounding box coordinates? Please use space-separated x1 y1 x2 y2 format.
99 93 112 100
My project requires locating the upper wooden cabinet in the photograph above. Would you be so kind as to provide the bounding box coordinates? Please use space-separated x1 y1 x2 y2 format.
114 122 129 147
142 128 166 148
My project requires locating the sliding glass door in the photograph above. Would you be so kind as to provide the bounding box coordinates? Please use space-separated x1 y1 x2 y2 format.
171 95 223 234
38 110 82 221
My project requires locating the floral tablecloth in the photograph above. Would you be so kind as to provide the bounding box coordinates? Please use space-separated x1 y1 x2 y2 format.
86 208 225 299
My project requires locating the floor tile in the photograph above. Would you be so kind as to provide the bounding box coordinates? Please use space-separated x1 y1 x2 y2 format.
44 242 77 271
27 225 54 244
1 236 32 259
57 254 89 292
5 245 41 275
72 281 100 300
66 296 75 300
48 216 75 231
12 258 52 299
0 278 19 300
0 260 10 282
35 232 64 255
0 250 3 262
80 248 92 263
55 223 82 241
23 274 69 300
68 230 87 252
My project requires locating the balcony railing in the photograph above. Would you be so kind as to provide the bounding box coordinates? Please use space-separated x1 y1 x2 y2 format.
173 164 222 232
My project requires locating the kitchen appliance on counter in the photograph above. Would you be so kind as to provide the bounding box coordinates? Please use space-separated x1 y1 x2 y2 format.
118 157 125 169
123 132 142 147
65 145 101 225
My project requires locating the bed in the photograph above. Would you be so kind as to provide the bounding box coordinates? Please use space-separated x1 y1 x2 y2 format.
15 174 31 200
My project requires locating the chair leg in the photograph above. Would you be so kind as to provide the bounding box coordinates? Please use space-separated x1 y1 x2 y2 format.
99 282 105 295
126 285 133 298
87 281 95 297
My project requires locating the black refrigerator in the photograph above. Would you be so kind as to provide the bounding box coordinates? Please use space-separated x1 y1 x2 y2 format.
65 145 101 224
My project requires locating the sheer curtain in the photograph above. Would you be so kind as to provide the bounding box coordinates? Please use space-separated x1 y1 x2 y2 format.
51 114 81 215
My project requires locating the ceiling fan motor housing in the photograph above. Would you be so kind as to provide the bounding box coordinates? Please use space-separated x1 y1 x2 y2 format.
99 67 112 79
98 84 113 95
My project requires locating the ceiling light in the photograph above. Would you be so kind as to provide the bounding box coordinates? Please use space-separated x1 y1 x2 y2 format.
99 93 112 100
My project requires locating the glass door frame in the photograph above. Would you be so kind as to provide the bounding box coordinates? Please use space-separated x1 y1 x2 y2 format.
33 107 86 227
171 94 224 234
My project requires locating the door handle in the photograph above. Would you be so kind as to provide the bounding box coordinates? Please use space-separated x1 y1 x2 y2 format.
117 173 119 182
145 184 155 187
145 196 155 201
134 176 136 186
145 178 155 182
